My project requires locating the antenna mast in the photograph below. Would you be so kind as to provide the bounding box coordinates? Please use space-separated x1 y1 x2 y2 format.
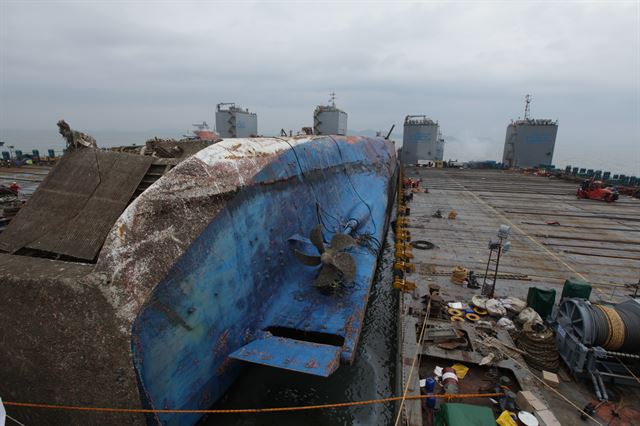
524 94 532 120
329 92 336 108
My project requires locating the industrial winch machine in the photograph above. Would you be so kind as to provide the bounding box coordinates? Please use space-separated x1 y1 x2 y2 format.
552 297 640 401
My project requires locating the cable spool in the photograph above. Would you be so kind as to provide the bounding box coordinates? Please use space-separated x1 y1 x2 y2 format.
450 316 464 322
451 266 468 285
591 304 610 346
597 305 625 351
448 308 463 317
616 300 640 353
465 313 480 322
442 367 459 394
473 307 488 316
517 324 560 371
557 298 640 354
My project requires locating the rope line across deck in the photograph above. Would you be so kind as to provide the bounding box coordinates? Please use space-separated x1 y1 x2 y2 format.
2 393 505 415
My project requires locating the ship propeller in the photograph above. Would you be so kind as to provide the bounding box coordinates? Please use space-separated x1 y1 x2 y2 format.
293 225 357 289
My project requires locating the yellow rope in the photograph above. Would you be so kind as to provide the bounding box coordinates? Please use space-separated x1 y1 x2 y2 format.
2 393 505 415
451 266 468 285
597 305 625 351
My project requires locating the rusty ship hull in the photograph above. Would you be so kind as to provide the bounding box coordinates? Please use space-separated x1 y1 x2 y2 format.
0 135 396 425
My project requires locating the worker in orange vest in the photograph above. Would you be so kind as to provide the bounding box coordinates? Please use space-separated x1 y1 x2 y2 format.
9 182 20 195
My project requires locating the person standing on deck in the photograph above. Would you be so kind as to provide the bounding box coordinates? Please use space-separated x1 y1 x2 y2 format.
8 182 20 196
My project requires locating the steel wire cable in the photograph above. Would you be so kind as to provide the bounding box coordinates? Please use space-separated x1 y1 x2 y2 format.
615 301 640 353
591 305 610 347
327 136 377 233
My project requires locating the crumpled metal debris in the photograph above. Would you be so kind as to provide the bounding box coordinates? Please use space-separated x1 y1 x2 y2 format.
486 298 507 316
57 120 97 150
517 307 543 327
497 317 516 330
501 297 527 314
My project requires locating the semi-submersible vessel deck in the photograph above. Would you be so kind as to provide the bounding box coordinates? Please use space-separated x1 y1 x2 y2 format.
397 166 640 426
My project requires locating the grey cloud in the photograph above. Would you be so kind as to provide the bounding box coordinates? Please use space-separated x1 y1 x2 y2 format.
0 1 638 174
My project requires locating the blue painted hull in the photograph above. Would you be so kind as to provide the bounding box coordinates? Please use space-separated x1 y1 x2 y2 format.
131 136 396 425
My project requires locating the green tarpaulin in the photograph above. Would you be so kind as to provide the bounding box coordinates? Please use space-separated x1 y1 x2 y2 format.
527 287 556 320
435 403 496 426
561 278 592 300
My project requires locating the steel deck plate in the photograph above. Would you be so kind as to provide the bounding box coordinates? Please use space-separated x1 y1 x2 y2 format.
0 149 152 261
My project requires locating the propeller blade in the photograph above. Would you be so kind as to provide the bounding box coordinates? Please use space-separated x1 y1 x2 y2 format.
313 265 341 288
332 252 356 283
330 233 355 251
310 225 325 254
293 249 322 266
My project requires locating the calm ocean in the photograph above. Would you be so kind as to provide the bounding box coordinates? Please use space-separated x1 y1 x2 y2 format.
1 128 638 176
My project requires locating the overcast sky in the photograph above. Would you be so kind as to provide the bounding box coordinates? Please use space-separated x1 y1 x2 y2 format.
1 0 638 173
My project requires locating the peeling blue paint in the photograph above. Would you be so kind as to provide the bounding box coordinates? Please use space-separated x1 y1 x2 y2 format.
131 136 396 425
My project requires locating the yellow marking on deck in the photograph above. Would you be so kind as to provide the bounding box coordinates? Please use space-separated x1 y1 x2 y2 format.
452 179 590 283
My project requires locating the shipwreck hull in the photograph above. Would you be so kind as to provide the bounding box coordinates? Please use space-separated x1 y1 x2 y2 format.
0 136 396 425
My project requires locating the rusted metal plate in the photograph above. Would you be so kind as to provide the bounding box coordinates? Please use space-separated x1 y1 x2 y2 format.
0 149 152 261
229 336 341 377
